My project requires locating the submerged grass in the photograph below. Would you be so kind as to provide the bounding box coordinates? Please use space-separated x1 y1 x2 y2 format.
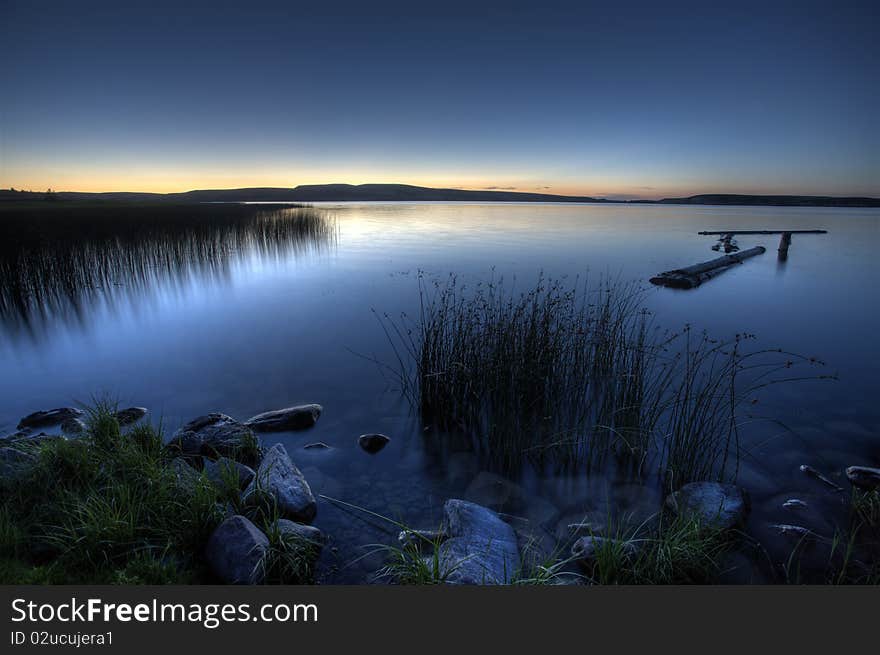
380 273 830 487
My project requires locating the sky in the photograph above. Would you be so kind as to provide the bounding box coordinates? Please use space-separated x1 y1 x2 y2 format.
1 0 878 199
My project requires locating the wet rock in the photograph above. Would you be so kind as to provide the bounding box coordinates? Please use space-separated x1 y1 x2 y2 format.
204 457 255 491
61 417 87 436
169 413 259 464
303 442 332 450
464 471 559 527
398 528 446 551
358 433 390 454
244 404 322 432
275 519 324 550
432 499 520 584
0 447 37 479
846 466 880 490
769 523 829 544
1 429 32 442
571 535 639 570
799 464 844 491
115 407 148 426
17 407 83 430
205 515 269 584
244 444 317 523
664 482 748 530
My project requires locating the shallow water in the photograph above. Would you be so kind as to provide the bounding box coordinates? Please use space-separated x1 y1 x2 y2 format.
1 202 878 582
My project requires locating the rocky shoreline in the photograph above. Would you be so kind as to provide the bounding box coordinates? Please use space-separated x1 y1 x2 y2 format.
2 403 879 585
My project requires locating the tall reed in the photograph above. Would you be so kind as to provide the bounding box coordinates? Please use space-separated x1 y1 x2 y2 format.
380 273 829 486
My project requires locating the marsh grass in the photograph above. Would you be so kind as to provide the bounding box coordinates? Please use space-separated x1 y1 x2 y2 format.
380 274 830 487
0 203 337 339
576 512 731 585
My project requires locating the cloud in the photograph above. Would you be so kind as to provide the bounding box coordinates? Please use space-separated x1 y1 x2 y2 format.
482 186 518 190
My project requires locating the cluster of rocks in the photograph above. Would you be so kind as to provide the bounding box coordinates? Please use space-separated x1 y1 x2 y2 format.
203 444 324 584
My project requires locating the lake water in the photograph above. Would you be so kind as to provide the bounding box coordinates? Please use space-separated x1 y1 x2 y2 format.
1 202 878 582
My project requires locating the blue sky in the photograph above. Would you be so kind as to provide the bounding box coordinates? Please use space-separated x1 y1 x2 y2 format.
1 0 877 198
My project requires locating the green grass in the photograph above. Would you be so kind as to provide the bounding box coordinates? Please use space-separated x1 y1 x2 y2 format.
572 512 731 585
0 401 319 585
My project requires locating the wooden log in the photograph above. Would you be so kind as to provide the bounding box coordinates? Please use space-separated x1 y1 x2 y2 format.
698 230 827 235
778 231 792 258
650 246 766 289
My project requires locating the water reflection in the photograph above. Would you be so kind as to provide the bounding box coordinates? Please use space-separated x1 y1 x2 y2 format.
0 204 337 342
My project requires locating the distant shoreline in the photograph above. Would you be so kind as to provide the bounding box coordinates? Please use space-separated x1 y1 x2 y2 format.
2 184 879 208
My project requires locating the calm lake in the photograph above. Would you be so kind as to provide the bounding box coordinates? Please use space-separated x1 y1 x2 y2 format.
2 202 879 582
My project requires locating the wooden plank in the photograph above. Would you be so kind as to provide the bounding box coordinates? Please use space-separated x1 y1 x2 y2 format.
650 246 766 289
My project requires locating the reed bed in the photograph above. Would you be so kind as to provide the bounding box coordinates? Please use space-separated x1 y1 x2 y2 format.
0 203 337 339
380 274 829 486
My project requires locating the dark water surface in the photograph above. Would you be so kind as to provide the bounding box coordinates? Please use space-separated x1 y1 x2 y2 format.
2 202 878 582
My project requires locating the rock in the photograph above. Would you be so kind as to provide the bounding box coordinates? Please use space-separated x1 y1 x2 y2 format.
358 433 390 453
464 471 559 527
244 404 322 432
846 466 880 490
275 519 324 550
799 464 844 491
664 482 748 531
571 535 639 570
170 458 201 489
0 447 37 479
244 444 317 523
204 457 255 490
115 407 148 426
398 528 446 551
169 414 259 464
303 442 332 450
205 515 269 584
769 523 829 544
61 417 87 436
17 407 83 430
782 499 809 510
431 499 520 584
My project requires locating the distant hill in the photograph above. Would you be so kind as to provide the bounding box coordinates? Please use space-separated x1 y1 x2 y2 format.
1 185 878 207
656 194 880 207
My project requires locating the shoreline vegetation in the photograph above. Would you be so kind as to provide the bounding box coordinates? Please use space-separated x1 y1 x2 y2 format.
0 203 337 339
2 275 878 585
2 184 880 207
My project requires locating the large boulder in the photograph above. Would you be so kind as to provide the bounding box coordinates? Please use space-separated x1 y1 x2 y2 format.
205 515 269 584
204 457 255 491
17 407 83 430
665 482 748 531
433 499 521 585
244 444 317 523
846 466 880 490
244 404 322 432
169 414 259 464
115 407 148 426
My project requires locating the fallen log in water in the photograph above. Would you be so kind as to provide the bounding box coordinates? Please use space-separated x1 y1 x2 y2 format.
650 246 766 289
